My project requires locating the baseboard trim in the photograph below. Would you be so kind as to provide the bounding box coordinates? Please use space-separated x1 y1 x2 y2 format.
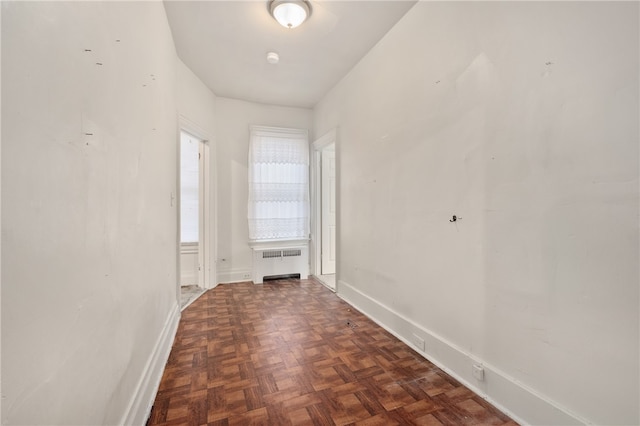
120 303 180 426
217 269 252 284
337 279 585 426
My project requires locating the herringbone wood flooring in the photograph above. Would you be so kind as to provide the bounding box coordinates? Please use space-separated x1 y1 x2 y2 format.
147 279 517 426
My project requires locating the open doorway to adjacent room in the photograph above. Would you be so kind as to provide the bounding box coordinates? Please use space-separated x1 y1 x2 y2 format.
312 130 337 291
179 129 208 309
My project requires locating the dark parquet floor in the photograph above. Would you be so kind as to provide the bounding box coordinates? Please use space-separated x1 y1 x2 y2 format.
147 278 517 426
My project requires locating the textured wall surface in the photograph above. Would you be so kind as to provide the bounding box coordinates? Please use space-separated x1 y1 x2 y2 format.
314 2 639 424
2 2 179 424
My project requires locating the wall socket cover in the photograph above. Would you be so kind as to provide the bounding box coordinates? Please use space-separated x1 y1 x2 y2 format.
472 364 485 381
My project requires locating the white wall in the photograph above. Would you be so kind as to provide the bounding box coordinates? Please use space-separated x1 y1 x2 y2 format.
2 2 180 424
0 3 4 423
215 97 312 283
177 59 217 136
180 244 199 286
314 2 639 425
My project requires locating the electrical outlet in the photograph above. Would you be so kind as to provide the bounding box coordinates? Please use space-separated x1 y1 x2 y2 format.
411 333 425 351
242 273 251 279
472 364 485 381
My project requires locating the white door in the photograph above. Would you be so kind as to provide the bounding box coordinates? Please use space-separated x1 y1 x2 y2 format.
321 146 336 275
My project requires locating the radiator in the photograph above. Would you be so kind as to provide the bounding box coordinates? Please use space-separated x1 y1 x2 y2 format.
251 243 309 284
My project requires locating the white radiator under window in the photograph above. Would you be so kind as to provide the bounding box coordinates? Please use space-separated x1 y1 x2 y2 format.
251 241 309 284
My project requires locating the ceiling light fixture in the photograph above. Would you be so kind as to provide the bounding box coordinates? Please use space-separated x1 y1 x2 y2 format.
268 0 311 29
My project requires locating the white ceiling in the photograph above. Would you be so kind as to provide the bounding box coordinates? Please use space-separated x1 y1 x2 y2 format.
164 1 417 109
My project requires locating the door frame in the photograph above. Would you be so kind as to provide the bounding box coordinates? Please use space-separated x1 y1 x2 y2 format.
320 145 336 275
311 128 338 286
178 115 217 292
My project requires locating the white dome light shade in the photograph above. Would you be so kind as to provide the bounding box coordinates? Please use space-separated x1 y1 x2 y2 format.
269 0 310 29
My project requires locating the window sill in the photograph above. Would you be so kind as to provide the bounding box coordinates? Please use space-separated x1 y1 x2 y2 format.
248 238 309 250
180 242 199 254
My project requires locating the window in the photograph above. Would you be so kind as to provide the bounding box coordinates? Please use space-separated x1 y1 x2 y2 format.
180 131 200 243
248 126 309 241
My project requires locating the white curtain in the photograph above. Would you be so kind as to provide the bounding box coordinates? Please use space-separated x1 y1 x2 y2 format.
248 126 309 241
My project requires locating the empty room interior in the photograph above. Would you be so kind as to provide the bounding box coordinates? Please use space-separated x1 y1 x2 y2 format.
1 1 639 425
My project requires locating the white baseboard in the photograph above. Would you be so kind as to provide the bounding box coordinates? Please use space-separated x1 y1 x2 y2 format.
337 279 585 426
217 269 252 284
119 303 180 426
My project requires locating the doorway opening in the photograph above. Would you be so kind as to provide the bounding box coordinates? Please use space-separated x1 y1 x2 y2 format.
312 129 337 291
179 130 207 309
